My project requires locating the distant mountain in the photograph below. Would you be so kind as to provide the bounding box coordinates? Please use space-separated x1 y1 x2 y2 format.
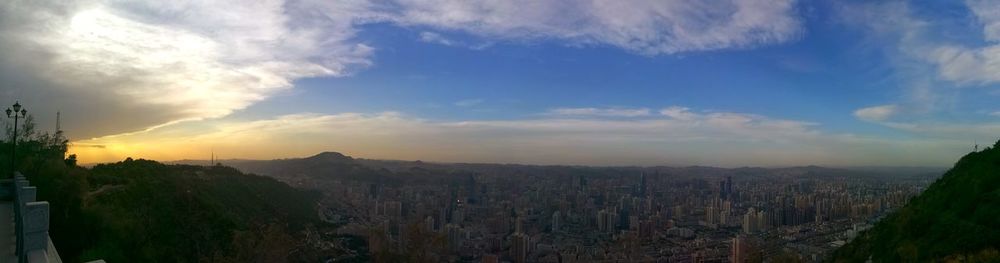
831 141 1000 262
202 152 468 189
180 152 942 191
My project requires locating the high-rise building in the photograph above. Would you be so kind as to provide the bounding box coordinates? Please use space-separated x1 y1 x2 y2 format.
510 232 531 263
499 214 511 234
482 253 500 263
551 211 560 233
452 206 464 225
635 172 647 197
386 201 402 219
726 176 734 200
719 181 728 200
705 205 718 225
597 209 608 232
742 207 758 234
445 224 463 251
368 183 378 200
511 215 531 263
515 216 524 234
731 236 748 263
424 216 435 232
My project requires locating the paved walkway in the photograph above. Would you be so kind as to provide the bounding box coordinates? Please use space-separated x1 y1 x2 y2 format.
0 201 15 262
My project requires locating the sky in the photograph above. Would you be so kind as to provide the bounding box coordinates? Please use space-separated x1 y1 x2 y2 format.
1 0 999 167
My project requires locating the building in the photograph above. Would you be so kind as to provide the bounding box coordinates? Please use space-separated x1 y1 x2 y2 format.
731 236 748 263
482 253 500 263
597 209 617 233
445 224 463 251
742 207 768 234
510 232 531 263
551 211 560 233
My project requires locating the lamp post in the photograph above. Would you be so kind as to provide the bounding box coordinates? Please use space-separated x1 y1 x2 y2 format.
6 102 26 176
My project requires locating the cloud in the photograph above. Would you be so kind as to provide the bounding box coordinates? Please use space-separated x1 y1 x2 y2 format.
419 31 456 46
851 105 1000 144
991 111 1000 117
0 0 377 139
0 0 807 141
387 0 804 55
833 1 1000 120
417 31 494 50
547 107 652 117
70 143 106 149
454 99 484 107
967 0 1000 43
928 45 1000 85
854 105 898 122
877 121 1000 140
659 106 697 121
847 1 1000 87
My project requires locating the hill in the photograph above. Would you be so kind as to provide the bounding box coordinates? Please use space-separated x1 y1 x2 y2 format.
202 152 474 188
5 134 345 262
77 159 324 262
831 141 1000 262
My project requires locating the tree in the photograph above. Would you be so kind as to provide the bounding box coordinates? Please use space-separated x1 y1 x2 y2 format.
5 114 37 143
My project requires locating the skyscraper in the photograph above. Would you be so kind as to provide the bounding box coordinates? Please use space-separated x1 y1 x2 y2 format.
510 232 530 263
637 172 647 196
551 211 560 233
725 176 733 200
446 224 463 252
731 236 748 263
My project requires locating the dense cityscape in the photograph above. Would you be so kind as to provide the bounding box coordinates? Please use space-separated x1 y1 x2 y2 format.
259 157 938 263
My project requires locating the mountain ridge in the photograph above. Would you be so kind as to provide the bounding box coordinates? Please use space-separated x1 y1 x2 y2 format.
163 152 946 175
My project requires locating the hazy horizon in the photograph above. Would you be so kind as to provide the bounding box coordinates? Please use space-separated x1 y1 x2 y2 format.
112 150 946 171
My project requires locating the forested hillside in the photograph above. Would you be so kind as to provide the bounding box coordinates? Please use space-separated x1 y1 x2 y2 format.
831 141 1000 262
6 129 333 262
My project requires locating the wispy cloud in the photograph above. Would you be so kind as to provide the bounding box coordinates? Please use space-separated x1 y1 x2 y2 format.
857 1 1000 88
547 107 652 117
386 0 804 55
660 106 698 121
838 1 1000 129
879 121 1000 140
928 45 1000 85
419 31 457 46
854 105 898 122
967 0 1000 43
454 99 484 107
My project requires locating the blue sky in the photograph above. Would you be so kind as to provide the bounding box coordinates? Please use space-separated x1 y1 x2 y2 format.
2 0 999 166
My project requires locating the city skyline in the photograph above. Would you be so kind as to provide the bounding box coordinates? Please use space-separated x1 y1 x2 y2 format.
2 1 999 166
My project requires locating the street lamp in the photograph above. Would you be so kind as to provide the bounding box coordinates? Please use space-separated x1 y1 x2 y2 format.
7 101 26 176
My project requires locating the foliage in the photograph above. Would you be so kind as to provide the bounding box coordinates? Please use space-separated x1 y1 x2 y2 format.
0 119 327 262
76 159 323 262
830 140 1000 262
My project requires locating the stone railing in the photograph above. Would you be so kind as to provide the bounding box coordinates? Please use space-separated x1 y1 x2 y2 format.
3 173 60 263
0 173 106 263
